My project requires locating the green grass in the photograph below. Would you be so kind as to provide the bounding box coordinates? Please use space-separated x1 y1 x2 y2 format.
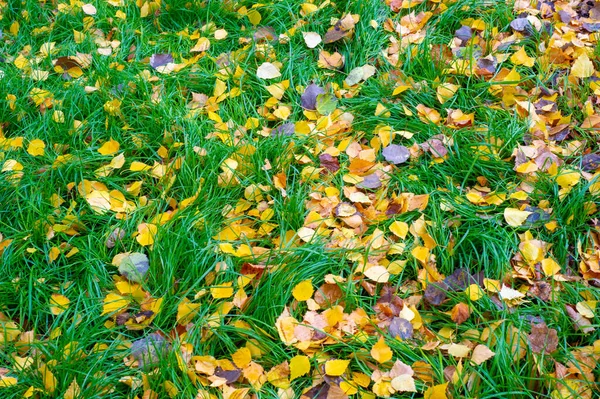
1 0 600 398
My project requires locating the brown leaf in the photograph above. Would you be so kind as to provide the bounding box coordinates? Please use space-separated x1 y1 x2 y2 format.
527 322 558 354
450 302 470 324
319 154 340 173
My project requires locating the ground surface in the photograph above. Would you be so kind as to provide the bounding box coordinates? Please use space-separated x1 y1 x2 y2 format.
0 0 599 398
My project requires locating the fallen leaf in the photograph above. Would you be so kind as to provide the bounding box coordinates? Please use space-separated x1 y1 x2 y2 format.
371 337 393 363
382 144 410 164
302 32 322 48
257 62 281 79
527 322 558 354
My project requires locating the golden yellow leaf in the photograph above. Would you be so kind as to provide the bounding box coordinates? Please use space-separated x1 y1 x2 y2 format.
27 139 45 156
211 281 234 299
465 284 484 301
411 246 429 263
98 139 120 155
371 337 393 363
510 46 535 67
389 221 409 239
324 359 349 376
503 208 531 227
289 355 310 381
572 53 595 78
436 83 459 104
49 294 70 315
38 364 57 394
101 293 130 315
177 299 201 325
232 347 252 368
0 376 17 388
576 301 596 318
136 223 157 246
541 258 561 277
163 381 178 398
424 382 448 399
190 37 210 52
292 279 314 301
556 170 580 189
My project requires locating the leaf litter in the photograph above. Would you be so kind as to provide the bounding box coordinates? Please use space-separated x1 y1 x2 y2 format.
1 0 600 398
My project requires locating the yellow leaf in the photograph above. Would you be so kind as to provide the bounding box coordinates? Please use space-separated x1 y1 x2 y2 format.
163 381 178 398
190 37 210 52
38 364 57 394
247 9 261 25
101 293 130 315
136 223 157 246
211 281 234 299
370 337 393 363
289 355 310 381
424 382 448 399
232 347 252 368
301 3 318 14
324 359 349 376
0 376 17 388
27 139 45 156
64 379 81 399
49 294 70 315
465 284 484 301
177 299 201 325
436 83 459 104
503 208 531 227
510 46 535 67
541 258 561 277
411 246 429 263
556 170 580 189
292 279 314 301
389 221 408 239
576 301 596 318
572 53 595 78
98 139 120 155
10 21 19 36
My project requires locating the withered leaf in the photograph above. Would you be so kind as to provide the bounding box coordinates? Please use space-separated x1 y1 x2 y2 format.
455 26 472 42
581 153 600 172
272 123 295 137
527 322 558 354
131 333 170 369
253 26 277 42
565 305 595 334
319 153 340 173
510 18 532 34
389 317 413 339
215 367 242 383
358 174 382 190
149 53 174 69
450 302 470 324
382 144 410 164
106 227 125 248
301 84 325 110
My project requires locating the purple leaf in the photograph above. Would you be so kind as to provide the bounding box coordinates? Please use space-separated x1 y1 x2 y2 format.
271 122 295 137
149 53 173 69
382 144 410 164
358 174 381 190
301 84 325 110
389 317 413 339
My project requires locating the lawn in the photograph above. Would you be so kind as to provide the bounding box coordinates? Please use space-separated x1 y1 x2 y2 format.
0 0 599 398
